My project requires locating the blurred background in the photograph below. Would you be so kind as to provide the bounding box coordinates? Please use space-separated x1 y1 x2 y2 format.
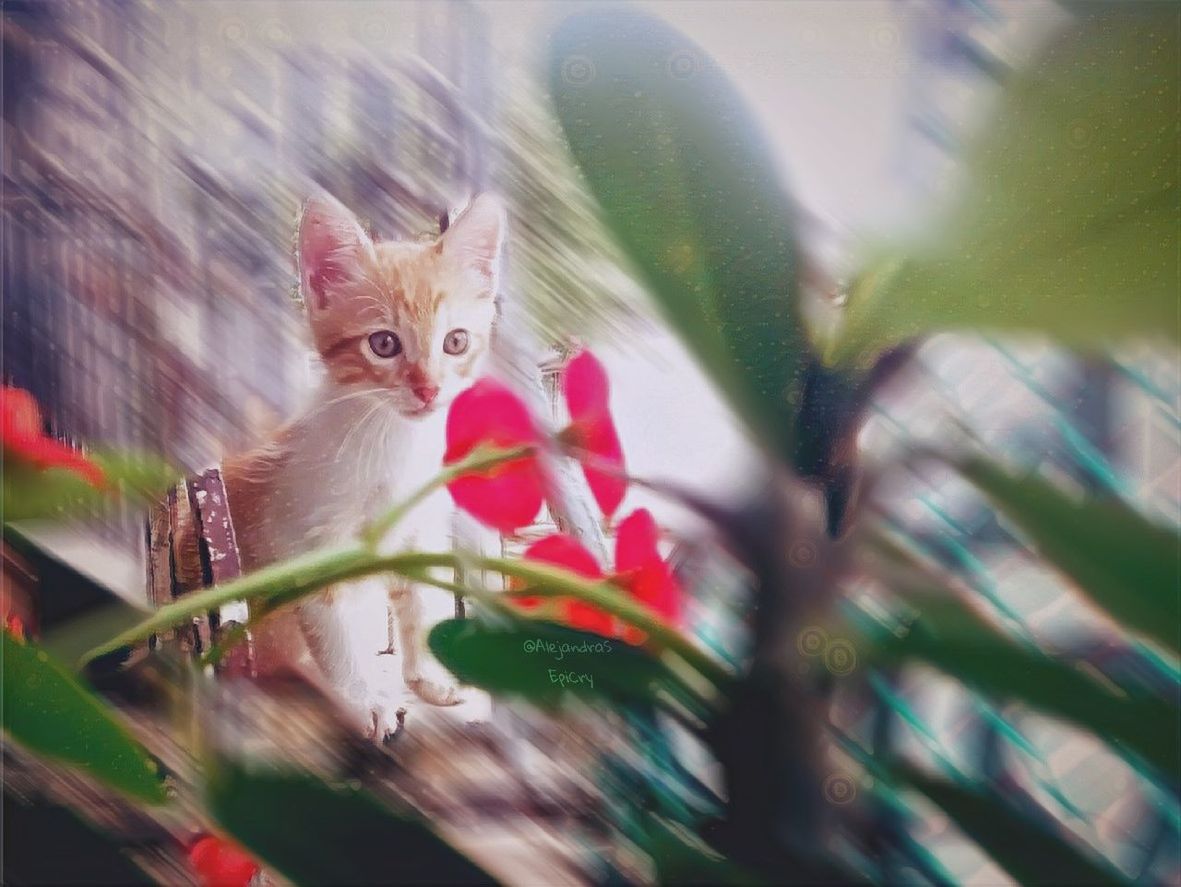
2 1 1178 883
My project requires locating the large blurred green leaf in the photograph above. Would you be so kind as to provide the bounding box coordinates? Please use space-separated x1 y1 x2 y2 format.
205 759 492 885
641 813 765 885
871 592 1178 779
831 6 1179 366
3 789 154 885
430 617 708 716
549 10 806 459
3 452 175 524
961 457 1180 655
1 632 167 803
891 765 1126 886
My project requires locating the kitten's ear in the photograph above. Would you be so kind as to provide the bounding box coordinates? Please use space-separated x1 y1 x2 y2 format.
439 193 505 284
297 194 375 310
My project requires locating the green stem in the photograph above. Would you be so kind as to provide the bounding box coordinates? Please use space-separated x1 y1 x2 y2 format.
359 444 534 550
81 546 730 688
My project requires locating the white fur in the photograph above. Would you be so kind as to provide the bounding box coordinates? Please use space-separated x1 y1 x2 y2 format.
261 381 464 736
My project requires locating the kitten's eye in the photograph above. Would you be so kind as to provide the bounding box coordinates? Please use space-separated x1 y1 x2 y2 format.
368 330 402 359
443 328 470 356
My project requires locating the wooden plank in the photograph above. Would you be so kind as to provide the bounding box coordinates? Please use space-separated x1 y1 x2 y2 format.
144 492 175 651
188 468 253 677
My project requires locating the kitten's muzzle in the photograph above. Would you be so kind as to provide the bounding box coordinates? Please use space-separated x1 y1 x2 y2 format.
412 384 440 406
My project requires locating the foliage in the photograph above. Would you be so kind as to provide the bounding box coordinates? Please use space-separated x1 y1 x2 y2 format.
4 4 1179 886
1 632 167 804
205 759 492 884
827 4 1179 367
548 10 807 464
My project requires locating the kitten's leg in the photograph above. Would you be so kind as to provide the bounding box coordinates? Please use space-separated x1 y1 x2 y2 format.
389 581 460 706
379 606 396 656
299 589 396 739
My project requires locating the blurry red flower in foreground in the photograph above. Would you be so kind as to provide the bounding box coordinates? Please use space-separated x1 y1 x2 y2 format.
1 387 104 487
444 379 545 533
615 508 682 642
519 534 615 635
562 350 626 518
517 507 681 642
4 613 27 642
187 835 259 887
445 351 629 534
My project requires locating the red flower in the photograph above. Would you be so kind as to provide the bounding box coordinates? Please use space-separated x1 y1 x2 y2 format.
562 350 626 518
517 507 682 641
614 508 682 642
444 351 628 533
4 613 27 642
517 534 615 635
444 379 545 533
2 387 105 487
187 835 259 887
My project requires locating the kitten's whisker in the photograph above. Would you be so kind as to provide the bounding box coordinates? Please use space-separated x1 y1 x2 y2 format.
334 401 386 464
304 386 381 422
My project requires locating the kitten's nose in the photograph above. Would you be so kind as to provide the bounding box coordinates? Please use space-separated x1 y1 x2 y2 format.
412 384 440 405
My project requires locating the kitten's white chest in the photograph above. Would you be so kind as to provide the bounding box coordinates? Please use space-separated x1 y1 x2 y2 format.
268 395 450 554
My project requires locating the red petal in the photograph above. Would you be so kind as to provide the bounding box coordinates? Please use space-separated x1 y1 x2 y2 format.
614 508 682 626
1 387 106 487
5 613 26 641
445 379 545 533
523 534 615 636
579 415 626 518
563 350 610 422
1 387 42 441
523 533 603 580
564 600 615 636
614 508 660 573
188 836 259 887
561 351 626 517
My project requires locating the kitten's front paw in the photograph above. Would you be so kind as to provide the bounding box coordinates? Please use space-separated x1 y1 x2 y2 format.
406 676 462 707
364 700 406 742
344 687 403 742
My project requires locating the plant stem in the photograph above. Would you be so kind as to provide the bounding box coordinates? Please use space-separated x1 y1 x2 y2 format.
81 546 730 688
359 444 534 550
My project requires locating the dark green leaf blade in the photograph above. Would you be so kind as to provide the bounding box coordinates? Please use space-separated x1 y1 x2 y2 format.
205 760 493 885
832 6 1179 366
891 765 1127 886
1 632 167 803
549 10 806 458
641 813 765 885
961 457 1181 655
870 592 1179 779
429 618 706 715
3 789 154 885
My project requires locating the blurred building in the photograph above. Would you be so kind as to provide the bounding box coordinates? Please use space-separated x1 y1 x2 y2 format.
2 0 496 558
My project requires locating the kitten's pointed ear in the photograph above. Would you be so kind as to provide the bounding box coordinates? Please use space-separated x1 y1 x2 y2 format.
439 193 505 285
297 194 375 310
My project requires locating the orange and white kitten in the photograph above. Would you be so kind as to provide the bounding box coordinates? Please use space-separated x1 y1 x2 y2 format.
186 193 503 738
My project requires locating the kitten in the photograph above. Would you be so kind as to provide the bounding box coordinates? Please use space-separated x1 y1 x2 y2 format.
176 193 504 739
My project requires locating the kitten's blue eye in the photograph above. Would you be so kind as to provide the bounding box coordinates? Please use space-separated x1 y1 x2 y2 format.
443 328 470 356
368 330 402 359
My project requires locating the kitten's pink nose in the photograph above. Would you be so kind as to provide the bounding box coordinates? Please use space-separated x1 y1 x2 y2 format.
412 384 440 405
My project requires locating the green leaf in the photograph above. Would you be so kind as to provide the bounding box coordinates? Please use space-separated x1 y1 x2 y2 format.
3 452 176 524
891 764 1127 886
3 789 154 885
1 632 167 803
205 759 492 885
871 592 1179 779
549 10 806 458
641 813 766 885
831 6 1179 366
960 457 1181 655
429 617 708 716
